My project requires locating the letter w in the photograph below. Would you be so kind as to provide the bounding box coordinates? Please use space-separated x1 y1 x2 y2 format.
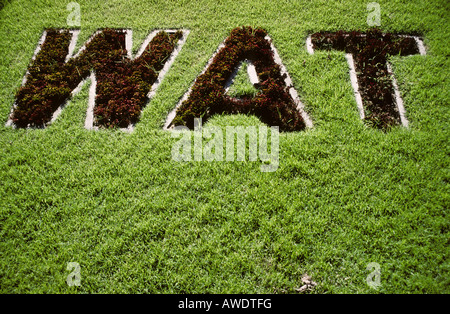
7 28 188 130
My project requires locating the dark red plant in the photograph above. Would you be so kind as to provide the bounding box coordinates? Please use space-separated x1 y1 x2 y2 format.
311 28 420 129
12 28 182 128
171 26 306 132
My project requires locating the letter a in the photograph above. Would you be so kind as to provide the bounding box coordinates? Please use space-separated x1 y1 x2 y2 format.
165 26 312 132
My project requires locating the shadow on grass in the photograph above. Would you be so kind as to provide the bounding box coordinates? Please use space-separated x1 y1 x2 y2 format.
0 0 12 11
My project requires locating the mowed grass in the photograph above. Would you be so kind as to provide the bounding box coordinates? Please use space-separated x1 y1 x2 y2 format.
0 0 448 293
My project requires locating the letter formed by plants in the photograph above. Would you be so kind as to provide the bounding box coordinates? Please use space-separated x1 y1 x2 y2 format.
309 29 426 129
166 26 312 132
9 28 186 129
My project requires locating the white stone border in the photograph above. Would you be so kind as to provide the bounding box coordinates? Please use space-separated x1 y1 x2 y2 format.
387 62 408 127
163 34 314 130
306 34 426 127
163 40 225 130
345 53 365 120
269 36 313 129
6 28 189 132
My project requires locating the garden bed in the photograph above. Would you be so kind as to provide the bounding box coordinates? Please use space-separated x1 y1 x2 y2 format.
11 28 183 128
169 26 308 132
310 29 421 129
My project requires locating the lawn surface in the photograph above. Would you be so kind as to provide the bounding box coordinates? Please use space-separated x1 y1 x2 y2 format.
0 0 448 293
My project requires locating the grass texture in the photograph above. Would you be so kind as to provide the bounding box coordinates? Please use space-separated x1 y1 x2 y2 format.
0 0 448 293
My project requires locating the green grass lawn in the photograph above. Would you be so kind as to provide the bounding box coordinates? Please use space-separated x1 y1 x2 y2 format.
0 0 448 293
